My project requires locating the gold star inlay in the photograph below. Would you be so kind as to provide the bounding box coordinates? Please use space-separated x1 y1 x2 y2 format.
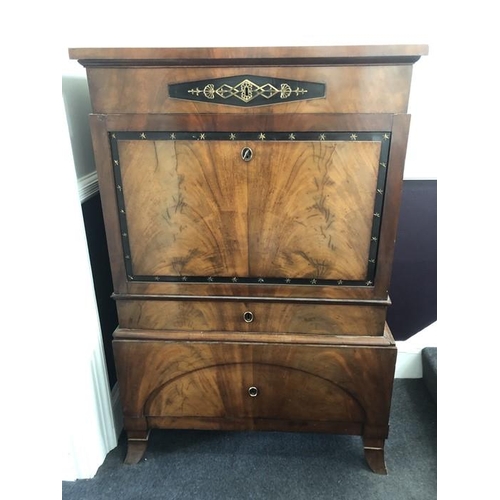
259 133 266 140
199 133 206 140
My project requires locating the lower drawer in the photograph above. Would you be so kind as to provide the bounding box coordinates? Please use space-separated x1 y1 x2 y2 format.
116 299 386 336
145 361 365 422
114 340 397 430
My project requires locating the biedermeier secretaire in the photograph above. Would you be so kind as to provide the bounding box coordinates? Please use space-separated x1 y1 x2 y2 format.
69 45 428 474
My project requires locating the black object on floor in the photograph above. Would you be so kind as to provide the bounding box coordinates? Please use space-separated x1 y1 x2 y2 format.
422 347 437 404
63 379 436 500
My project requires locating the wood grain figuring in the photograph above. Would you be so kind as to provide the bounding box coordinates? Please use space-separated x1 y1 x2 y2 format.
248 141 380 280
145 363 365 422
119 138 380 281
85 66 414 114
116 300 386 336
119 140 248 277
113 340 396 429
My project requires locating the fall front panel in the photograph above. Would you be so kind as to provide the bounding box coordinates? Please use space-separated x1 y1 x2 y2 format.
110 131 389 286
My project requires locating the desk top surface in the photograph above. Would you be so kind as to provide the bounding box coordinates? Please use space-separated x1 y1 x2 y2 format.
69 45 429 67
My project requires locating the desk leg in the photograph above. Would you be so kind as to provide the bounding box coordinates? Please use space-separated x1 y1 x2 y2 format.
124 430 150 465
363 437 387 475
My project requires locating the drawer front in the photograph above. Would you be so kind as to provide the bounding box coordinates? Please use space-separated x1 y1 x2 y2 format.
114 341 396 428
116 300 386 336
87 65 413 114
145 362 364 422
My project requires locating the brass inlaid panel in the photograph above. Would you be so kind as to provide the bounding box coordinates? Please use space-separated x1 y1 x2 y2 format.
168 74 325 107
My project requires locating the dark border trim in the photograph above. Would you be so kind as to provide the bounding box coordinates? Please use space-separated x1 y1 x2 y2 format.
110 131 391 287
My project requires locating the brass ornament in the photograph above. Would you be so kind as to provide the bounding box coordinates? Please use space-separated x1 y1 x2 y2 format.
170 75 325 107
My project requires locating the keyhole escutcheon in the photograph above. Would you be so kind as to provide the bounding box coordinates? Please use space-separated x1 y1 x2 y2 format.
248 386 259 397
241 147 253 162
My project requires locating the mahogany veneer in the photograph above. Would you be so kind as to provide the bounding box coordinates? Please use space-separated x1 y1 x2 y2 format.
70 45 427 474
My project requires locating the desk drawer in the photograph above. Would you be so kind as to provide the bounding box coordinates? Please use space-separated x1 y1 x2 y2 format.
116 299 386 336
86 65 413 114
145 360 365 423
113 340 396 429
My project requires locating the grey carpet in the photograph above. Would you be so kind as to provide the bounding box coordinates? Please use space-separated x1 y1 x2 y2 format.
63 379 436 500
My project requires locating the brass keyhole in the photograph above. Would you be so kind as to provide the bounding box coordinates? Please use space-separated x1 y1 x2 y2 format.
243 311 254 323
248 386 259 397
241 147 253 162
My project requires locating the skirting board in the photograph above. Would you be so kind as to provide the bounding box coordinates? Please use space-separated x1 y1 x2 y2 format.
394 321 438 378
78 171 99 203
395 346 424 378
111 383 123 441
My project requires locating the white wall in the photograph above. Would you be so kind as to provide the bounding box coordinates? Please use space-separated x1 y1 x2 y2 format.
62 74 95 179
57 0 499 494
395 321 438 378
